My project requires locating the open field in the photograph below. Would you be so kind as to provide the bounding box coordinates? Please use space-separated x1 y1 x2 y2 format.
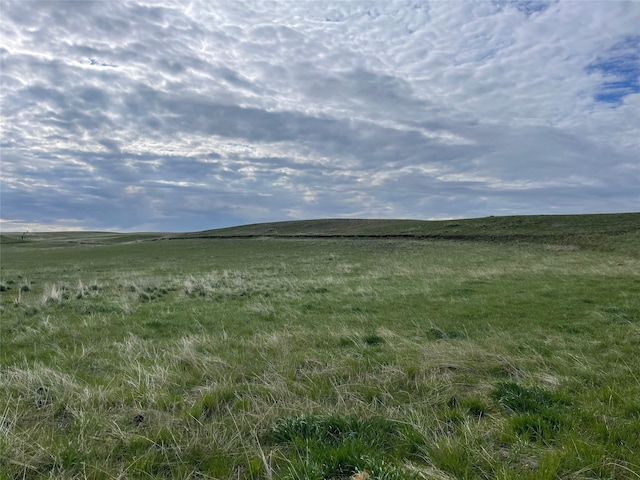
1 214 639 479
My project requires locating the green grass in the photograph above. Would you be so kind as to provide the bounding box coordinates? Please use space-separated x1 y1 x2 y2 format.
1 213 639 479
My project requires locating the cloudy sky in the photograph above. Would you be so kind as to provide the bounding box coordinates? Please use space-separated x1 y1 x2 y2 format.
1 0 638 232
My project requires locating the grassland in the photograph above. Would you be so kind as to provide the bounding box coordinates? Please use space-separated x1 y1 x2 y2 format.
1 214 639 479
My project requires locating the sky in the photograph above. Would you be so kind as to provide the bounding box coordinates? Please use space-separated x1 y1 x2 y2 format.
1 0 639 232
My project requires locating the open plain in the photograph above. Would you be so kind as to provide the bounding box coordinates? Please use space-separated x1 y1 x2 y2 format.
1 214 639 479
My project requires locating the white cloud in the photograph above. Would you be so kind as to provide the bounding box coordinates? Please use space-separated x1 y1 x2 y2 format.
0 218 87 233
0 0 638 231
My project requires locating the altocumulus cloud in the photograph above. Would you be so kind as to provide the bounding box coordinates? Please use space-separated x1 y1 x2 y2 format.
1 0 638 232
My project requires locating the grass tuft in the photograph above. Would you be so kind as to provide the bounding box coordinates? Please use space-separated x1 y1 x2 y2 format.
261 414 425 478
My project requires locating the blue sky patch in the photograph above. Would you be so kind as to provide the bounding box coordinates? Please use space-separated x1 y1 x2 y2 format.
587 35 640 106
493 0 556 16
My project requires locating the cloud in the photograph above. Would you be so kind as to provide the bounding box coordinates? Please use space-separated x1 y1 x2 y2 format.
1 0 638 231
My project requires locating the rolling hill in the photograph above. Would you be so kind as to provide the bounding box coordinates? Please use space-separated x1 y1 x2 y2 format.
169 213 640 251
2 213 638 253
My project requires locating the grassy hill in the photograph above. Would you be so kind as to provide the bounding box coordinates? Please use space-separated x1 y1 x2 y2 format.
172 213 640 253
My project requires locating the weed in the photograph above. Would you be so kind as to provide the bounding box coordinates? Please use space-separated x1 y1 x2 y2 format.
41 283 63 304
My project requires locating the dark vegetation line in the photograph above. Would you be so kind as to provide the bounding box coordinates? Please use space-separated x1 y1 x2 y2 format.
164 233 541 242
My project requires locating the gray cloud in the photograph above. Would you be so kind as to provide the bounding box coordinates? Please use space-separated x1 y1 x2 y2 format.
1 0 638 232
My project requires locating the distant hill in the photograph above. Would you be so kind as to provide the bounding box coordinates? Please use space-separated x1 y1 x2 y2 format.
2 213 638 253
169 213 640 250
0 232 167 245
